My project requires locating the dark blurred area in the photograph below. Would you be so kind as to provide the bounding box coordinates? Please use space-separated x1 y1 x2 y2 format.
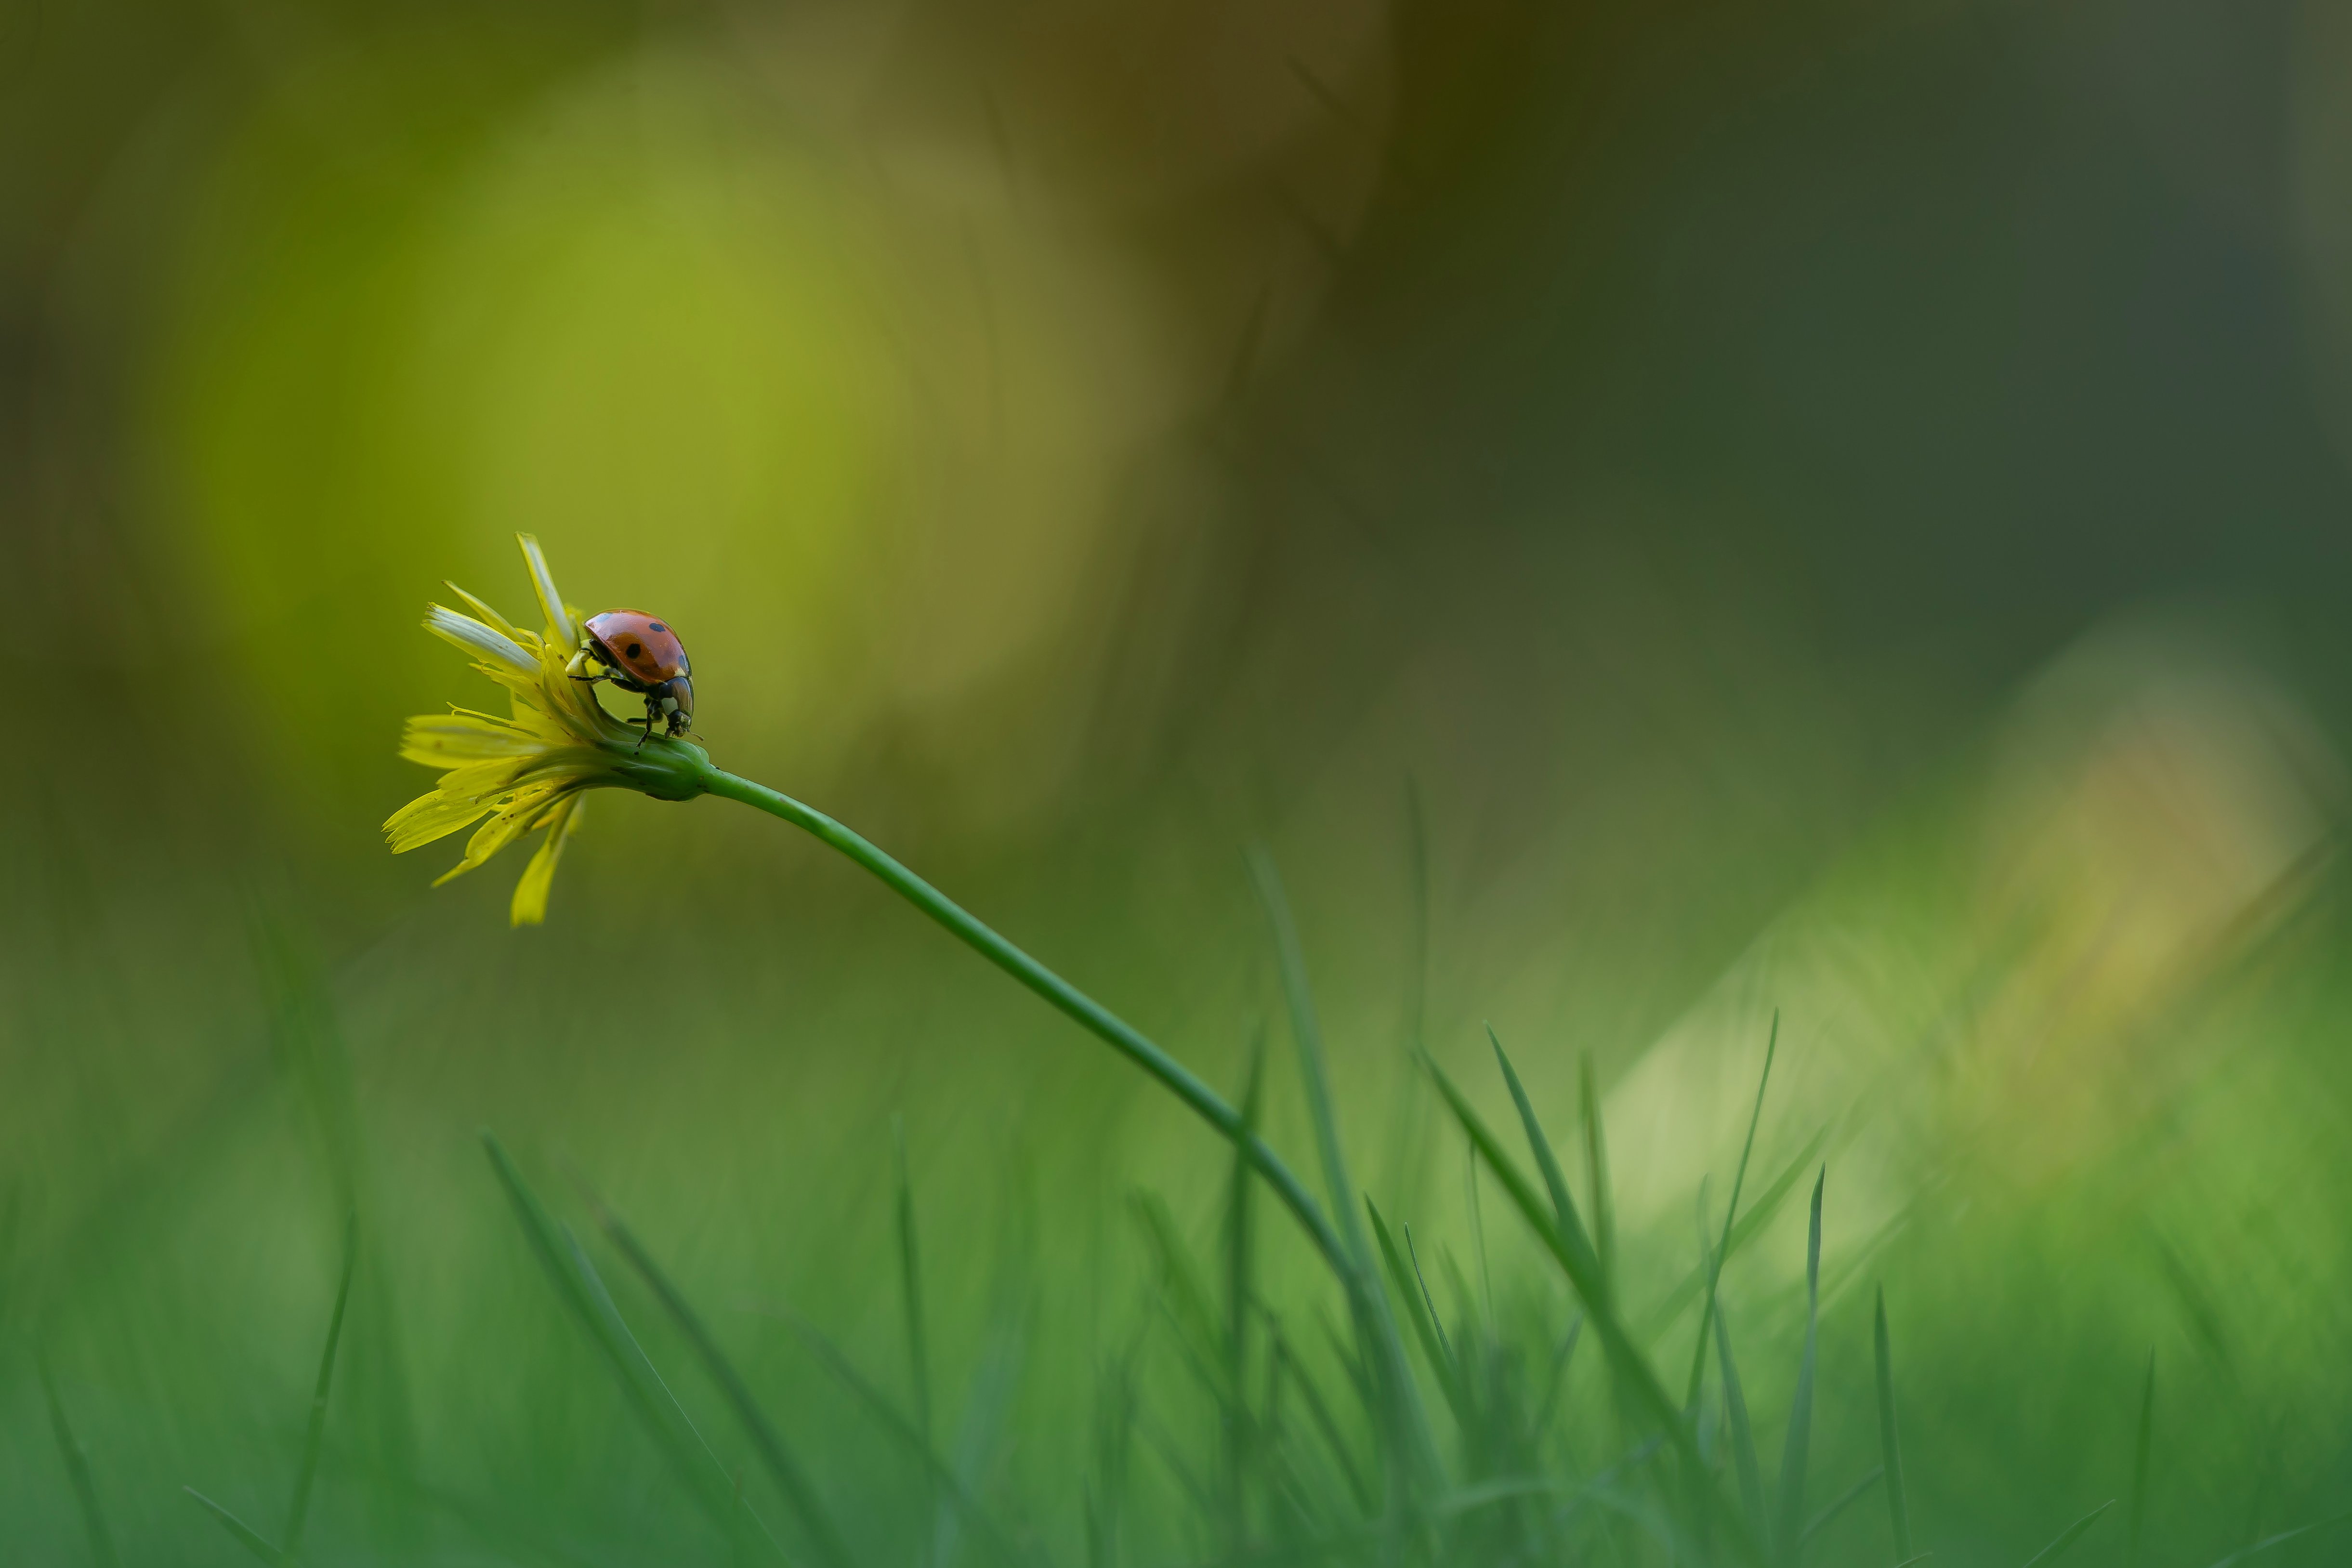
9 0 2352 1561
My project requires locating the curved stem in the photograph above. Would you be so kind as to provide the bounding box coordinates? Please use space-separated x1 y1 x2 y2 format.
705 769 1352 1279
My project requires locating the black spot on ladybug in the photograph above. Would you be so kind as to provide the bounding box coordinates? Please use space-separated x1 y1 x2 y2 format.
649 621 666 632
626 641 643 658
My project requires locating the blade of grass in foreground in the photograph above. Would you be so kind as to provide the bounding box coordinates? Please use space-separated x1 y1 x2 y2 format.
1131 1192 1223 1363
1426 1042 1761 1564
250 911 421 1517
768 1309 1035 1568
943 1266 1035 1568
283 1210 359 1560
1774 1168 1826 1567
1715 1301 1768 1537
1875 1287 1912 1561
480 1136 742 1535
2128 1351 2153 1567
1224 1033 1266 1371
1796 1468 1882 1548
1222 1031 1265 1551
1366 1200 1466 1426
1649 1127 1826 1336
2021 1500 2115 1568
1481 1026 1602 1289
41 1357 121 1568
1085 1330 1146 1568
894 1116 934 1447
184 1487 285 1566
563 1224 792 1562
2197 1509 2352 1568
1528 1315 1585 1445
1415 1236 1471 1387
895 1114 939 1568
586 1190 854 1568
1249 846 1436 1498
1685 1015 1777 1410
1265 1312 1376 1515
1579 1053 1616 1288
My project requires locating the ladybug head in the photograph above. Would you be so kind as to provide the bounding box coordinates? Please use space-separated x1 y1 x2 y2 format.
656 675 695 737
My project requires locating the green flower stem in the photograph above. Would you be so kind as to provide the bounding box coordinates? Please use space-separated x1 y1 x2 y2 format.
703 768 1352 1280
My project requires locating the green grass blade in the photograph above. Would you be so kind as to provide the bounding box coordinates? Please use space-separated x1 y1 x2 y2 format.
1248 846 1435 1492
282 1210 359 1559
773 1310 1036 1568
184 1487 287 1567
586 1191 855 1568
1247 847 1377 1279
1797 1468 1882 1547
250 909 422 1518
1225 1029 1267 1369
1319 1308 1375 1413
1529 1315 1585 1443
1648 1126 1827 1335
1483 1027 1601 1286
1222 1031 1266 1547
2128 1351 2154 1567
1579 1052 1616 1289
944 1268 1030 1566
1266 1317 1376 1514
1684 1014 1778 1409
2197 1509 2352 1568
1367 1199 1466 1426
41 1357 121 1568
1131 1192 1223 1360
1432 1048 1607 1347
1714 1300 1768 1538
1467 1139 1495 1336
1134 1411 1220 1521
1401 1225 1455 1372
563 1224 791 1562
2021 1500 2115 1568
1875 1287 1913 1560
1426 1048 1762 1564
480 1135 738 1530
1086 1328 1147 1568
893 1116 934 1446
1774 1167 1826 1566
894 1113 938 1568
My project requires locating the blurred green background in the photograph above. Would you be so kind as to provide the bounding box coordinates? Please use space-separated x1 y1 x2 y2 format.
11 0 2352 1562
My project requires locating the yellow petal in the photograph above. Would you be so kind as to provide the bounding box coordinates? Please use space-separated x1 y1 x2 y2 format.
425 604 536 675
443 581 531 646
432 783 565 883
384 788 498 852
509 794 586 926
516 534 578 651
426 753 545 803
400 712 548 767
553 681 630 742
471 660 572 727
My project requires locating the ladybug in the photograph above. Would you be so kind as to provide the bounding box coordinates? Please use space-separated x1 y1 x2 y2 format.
566 609 696 743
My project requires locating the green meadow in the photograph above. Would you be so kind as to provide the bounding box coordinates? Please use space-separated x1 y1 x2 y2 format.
12 1 2352 1565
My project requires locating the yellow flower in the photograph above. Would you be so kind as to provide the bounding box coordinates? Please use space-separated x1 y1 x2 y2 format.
386 534 711 925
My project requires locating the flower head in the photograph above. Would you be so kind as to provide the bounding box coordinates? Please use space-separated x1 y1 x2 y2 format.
386 535 710 924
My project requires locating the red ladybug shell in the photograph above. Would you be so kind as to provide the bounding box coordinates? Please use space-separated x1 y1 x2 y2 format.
585 609 690 685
